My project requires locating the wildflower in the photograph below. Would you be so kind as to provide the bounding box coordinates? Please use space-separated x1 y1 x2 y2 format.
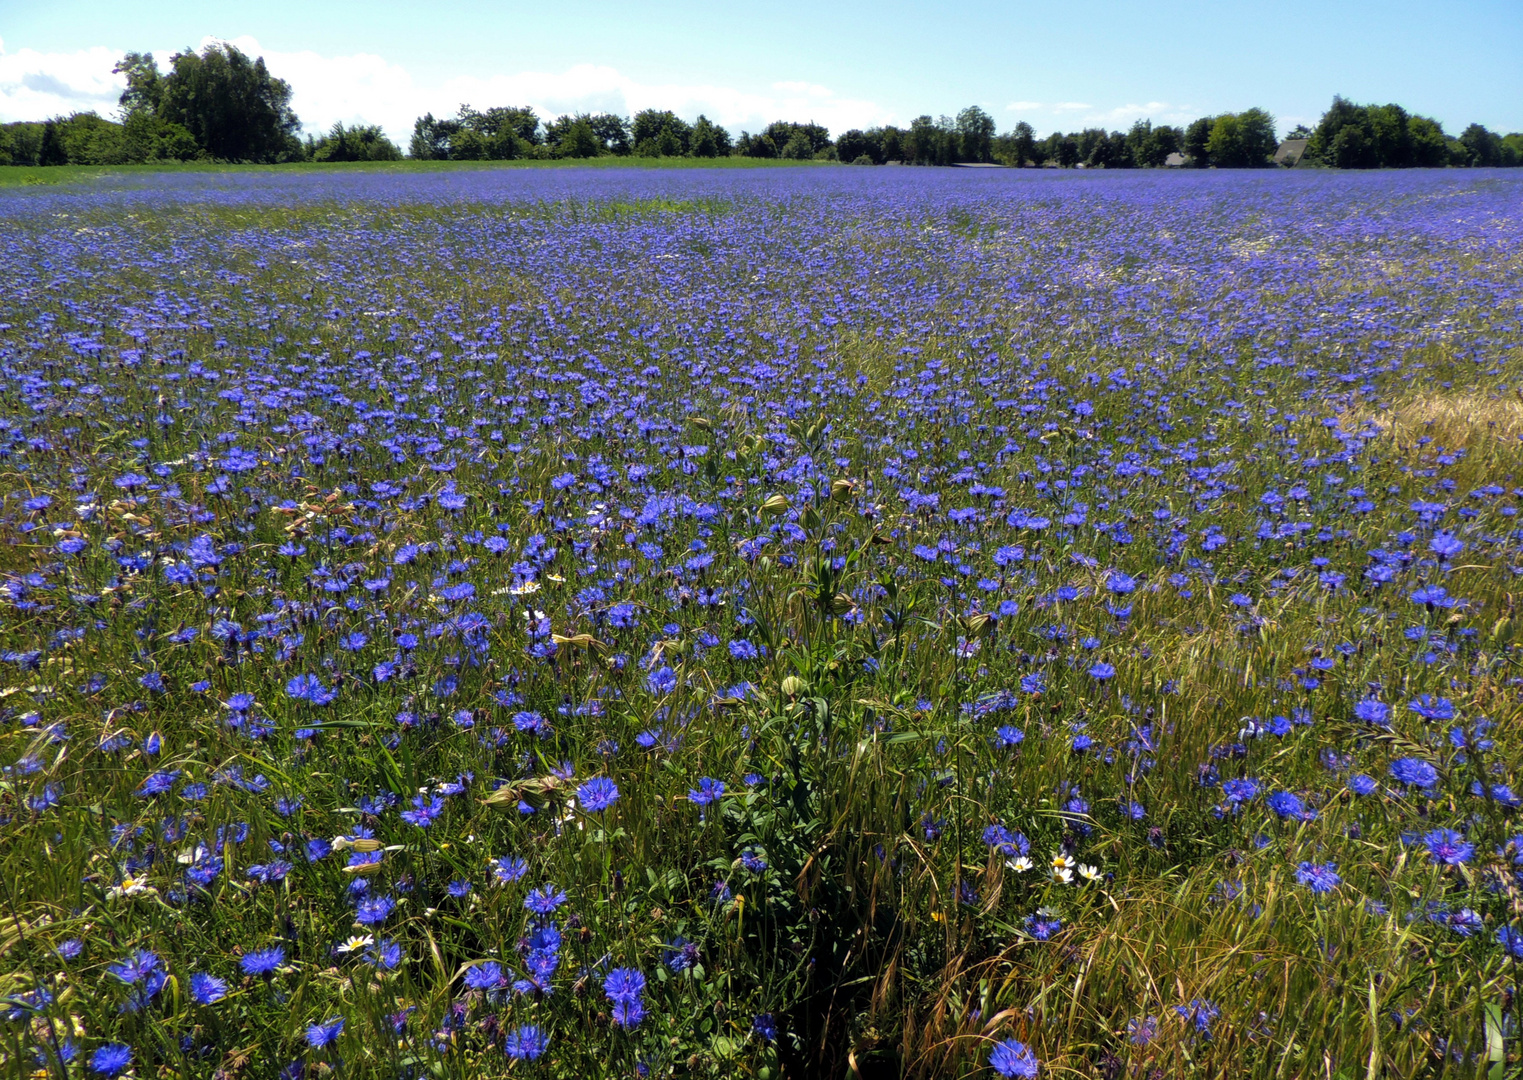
576 777 620 813
1498 925 1523 960
1127 1015 1158 1045
988 1037 1039 1078
1024 912 1062 940
1175 998 1220 1039
465 962 504 991
688 777 725 808
604 966 646 1029
90 1044 133 1077
1422 828 1474 866
305 1017 345 1049
1390 757 1439 788
334 934 374 955
1007 855 1034 873
241 946 286 976
189 972 228 1005
740 847 768 874
504 1024 549 1060
1050 853 1075 884
400 794 446 828
355 895 396 925
1295 862 1341 894
1077 863 1103 884
525 884 568 914
106 876 158 899
285 674 336 705
753 1013 777 1043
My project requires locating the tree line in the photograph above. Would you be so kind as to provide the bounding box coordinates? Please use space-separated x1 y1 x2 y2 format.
3 41 1520 170
0 43 402 167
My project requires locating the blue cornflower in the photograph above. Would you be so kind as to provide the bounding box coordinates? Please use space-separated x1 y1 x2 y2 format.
1352 699 1390 726
465 962 504 991
1023 912 1062 941
1349 774 1378 796
1127 1015 1158 1046
988 1037 1039 1077
1498 925 1523 960
365 939 402 969
90 1044 133 1077
603 966 646 1001
1266 791 1307 820
400 794 446 828
285 674 336 705
1175 998 1220 1038
240 946 285 977
740 847 768 874
994 725 1025 748
305 1017 345 1049
503 1024 549 1060
753 1013 778 1043
525 885 568 914
1390 757 1439 788
108 949 162 986
355 895 395 925
647 666 678 695
1295 862 1341 894
1422 828 1474 866
688 777 725 807
1087 661 1116 680
189 972 228 1005
135 769 181 797
576 777 620 813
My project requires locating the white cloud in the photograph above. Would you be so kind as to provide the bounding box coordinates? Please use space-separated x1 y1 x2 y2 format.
0 37 127 122
0 34 898 142
1050 101 1094 113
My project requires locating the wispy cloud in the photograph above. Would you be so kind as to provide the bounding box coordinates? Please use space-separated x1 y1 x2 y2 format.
0 35 897 141
0 38 125 122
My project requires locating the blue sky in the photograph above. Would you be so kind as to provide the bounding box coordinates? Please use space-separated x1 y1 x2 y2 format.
3 0 1519 141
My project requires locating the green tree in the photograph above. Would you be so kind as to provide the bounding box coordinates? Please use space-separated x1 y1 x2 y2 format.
39 121 67 166
1365 104 1412 166
633 110 691 156
309 122 402 162
113 52 164 119
1183 116 1214 166
409 113 452 160
558 117 601 158
1407 115 1449 168
587 113 631 155
1458 123 1502 167
157 42 302 162
689 115 731 157
954 106 995 163
0 123 45 166
1307 96 1373 167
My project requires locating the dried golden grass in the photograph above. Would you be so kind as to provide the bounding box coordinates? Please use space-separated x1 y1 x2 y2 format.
1353 390 1523 451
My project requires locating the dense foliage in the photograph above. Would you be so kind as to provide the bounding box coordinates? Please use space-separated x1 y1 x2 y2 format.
0 166 1521 1080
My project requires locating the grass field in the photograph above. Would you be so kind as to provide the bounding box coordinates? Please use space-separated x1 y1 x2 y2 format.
0 165 1521 1079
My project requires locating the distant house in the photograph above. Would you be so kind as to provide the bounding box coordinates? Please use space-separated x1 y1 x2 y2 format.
1274 138 1309 167
1164 152 1187 168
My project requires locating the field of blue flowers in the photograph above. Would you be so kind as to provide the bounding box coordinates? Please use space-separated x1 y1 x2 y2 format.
1 164 1522 1079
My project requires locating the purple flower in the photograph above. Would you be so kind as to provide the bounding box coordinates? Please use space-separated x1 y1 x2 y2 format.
1421 828 1473 866
305 1017 345 1049
240 946 285 977
503 1024 549 1060
988 1037 1039 1078
1389 757 1439 789
525 884 568 914
1294 862 1341 894
90 1044 133 1077
576 777 620 813
189 972 228 1005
